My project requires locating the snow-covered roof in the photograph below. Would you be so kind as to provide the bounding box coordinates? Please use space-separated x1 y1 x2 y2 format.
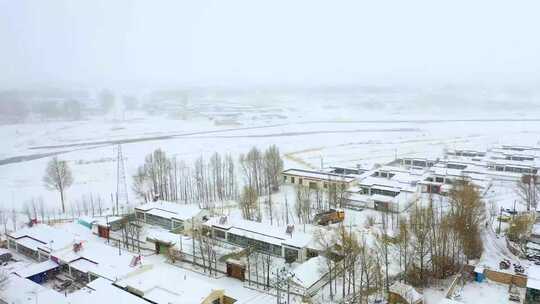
8 224 80 253
69 277 148 304
135 201 203 221
206 217 313 249
371 194 395 203
282 168 356 183
389 281 423 304
14 259 59 278
291 256 326 289
474 265 485 273
70 258 98 274
94 216 123 227
52 240 140 281
146 227 181 244
0 274 69 304
528 278 540 290
115 264 225 304
146 208 176 220
527 264 540 282
16 237 46 251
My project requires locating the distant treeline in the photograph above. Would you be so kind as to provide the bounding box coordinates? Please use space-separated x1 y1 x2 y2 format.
0 89 138 123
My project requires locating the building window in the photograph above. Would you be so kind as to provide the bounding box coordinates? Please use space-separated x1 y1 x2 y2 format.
291 177 295 184
284 247 299 262
172 220 184 230
146 213 173 230
214 229 226 240
283 176 287 182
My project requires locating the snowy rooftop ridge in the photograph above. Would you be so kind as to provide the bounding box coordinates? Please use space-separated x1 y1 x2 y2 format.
51 239 140 281
7 224 83 253
205 216 313 248
135 200 203 221
282 168 357 183
115 264 225 304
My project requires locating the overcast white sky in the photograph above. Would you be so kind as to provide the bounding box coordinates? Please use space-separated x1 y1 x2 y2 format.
1 0 540 88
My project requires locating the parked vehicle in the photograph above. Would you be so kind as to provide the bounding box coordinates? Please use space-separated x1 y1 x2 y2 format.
314 209 345 225
499 259 511 270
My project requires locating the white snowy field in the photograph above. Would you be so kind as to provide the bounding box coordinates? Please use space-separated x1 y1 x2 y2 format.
1 97 540 213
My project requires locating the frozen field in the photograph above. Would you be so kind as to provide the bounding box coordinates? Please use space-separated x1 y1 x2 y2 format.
2 98 540 213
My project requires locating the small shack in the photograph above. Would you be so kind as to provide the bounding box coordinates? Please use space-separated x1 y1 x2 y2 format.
93 216 124 239
389 281 424 304
77 217 97 229
474 265 485 282
226 258 246 281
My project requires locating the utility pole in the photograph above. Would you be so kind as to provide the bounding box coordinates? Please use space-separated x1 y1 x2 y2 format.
114 144 129 215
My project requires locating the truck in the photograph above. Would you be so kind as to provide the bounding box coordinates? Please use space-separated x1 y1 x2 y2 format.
314 209 345 226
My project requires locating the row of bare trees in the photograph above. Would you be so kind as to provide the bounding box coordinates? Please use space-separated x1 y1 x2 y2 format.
133 149 239 208
315 225 384 302
311 179 485 303
394 179 484 287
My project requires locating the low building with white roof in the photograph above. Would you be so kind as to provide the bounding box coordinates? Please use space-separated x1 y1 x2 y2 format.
281 168 357 190
135 200 209 232
68 277 149 304
347 166 422 212
0 274 70 304
115 264 236 304
7 224 81 261
394 156 438 169
51 239 142 283
421 161 491 195
204 216 315 262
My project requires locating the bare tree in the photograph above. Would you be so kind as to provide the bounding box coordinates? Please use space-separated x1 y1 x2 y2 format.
239 186 259 221
448 179 484 261
263 145 284 192
0 209 7 237
516 174 540 211
43 157 73 213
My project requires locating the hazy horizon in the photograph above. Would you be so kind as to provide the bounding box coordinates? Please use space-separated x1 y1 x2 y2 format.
2 0 540 89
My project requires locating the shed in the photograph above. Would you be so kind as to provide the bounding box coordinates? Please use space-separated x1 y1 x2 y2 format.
226 258 246 281
77 217 96 229
94 216 124 239
474 265 485 282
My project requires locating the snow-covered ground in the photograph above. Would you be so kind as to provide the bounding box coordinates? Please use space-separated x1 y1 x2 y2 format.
2 98 540 215
3 93 540 304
